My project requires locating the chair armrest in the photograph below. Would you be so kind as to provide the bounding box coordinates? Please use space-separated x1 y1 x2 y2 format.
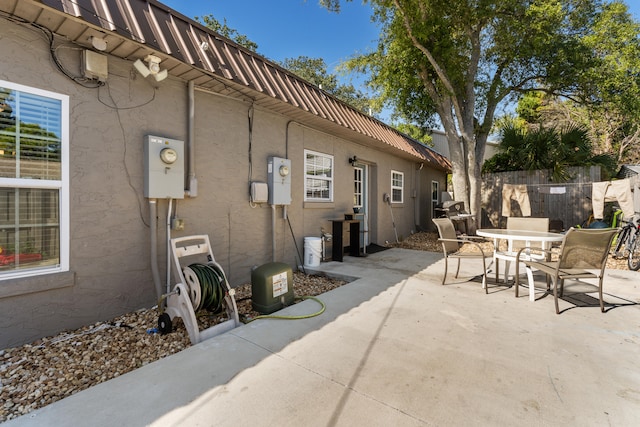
514 246 552 262
438 237 489 256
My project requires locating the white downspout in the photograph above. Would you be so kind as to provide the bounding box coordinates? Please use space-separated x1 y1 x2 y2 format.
149 199 163 302
186 80 198 197
166 198 172 294
271 204 277 262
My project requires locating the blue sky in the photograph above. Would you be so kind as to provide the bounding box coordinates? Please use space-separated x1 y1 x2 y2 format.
162 0 379 71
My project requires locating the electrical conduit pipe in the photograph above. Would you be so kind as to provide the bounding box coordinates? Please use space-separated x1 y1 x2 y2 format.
149 199 164 302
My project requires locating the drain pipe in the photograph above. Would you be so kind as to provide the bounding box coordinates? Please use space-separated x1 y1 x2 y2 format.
384 193 399 243
149 199 163 302
166 198 173 294
272 204 277 262
186 80 198 197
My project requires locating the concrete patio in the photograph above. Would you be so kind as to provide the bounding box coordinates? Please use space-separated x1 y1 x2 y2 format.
4 248 640 426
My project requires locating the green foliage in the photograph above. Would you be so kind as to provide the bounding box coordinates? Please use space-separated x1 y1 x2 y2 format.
280 56 376 115
483 123 616 181
515 92 545 124
393 123 433 146
322 1 639 217
196 14 258 52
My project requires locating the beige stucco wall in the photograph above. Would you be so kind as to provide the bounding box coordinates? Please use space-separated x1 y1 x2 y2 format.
0 20 446 348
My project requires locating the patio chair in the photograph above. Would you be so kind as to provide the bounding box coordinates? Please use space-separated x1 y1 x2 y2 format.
432 218 493 292
494 217 549 284
515 227 618 314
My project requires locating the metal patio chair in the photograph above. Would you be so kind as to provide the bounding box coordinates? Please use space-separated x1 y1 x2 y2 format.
432 218 493 292
494 217 549 284
515 227 619 314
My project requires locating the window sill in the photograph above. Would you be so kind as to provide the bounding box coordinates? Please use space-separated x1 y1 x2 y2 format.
304 202 335 209
0 271 75 299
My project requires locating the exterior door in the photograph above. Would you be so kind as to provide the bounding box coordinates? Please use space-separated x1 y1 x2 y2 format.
353 164 369 248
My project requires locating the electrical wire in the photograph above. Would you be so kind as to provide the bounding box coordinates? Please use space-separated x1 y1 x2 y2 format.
1 11 103 88
103 81 150 227
247 103 254 201
287 214 306 275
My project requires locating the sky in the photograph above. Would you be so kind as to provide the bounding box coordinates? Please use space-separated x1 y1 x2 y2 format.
161 0 640 69
162 0 379 72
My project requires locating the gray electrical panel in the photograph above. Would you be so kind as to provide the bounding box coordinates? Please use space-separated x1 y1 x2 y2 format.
144 135 185 199
267 157 291 205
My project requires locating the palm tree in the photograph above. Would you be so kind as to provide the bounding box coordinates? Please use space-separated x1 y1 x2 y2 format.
483 124 616 181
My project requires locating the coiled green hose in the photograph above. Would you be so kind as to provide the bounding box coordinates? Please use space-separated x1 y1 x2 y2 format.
188 263 226 313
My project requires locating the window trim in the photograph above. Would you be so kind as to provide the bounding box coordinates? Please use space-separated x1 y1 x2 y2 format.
431 180 439 218
304 149 334 202
0 80 69 280
353 165 363 209
391 170 404 204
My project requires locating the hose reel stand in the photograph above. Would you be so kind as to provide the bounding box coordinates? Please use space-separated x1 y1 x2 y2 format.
159 235 240 345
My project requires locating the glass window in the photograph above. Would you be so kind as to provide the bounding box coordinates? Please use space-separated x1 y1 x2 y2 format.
0 81 68 279
391 170 404 203
304 150 333 201
353 166 363 209
431 181 439 218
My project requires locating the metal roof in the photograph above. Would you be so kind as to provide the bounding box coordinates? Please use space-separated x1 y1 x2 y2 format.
2 0 450 171
617 165 640 178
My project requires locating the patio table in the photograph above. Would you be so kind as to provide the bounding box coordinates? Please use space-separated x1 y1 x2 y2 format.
476 228 565 301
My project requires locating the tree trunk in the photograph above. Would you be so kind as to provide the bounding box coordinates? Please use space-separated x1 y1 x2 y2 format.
440 110 468 210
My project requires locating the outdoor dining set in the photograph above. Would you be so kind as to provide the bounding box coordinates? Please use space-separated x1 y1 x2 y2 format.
432 216 619 314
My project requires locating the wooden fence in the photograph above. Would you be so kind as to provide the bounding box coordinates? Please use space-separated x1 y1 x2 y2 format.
481 166 601 230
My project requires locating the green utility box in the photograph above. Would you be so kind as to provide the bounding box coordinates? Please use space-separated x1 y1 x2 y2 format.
251 262 294 314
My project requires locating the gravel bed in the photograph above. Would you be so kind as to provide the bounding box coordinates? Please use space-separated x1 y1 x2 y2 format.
0 231 631 422
0 272 346 422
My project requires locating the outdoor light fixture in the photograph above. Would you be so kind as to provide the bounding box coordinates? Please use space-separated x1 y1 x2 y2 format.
89 36 107 51
133 54 168 82
348 156 357 165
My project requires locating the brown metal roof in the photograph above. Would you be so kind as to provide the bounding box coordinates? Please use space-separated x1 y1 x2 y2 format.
5 0 450 171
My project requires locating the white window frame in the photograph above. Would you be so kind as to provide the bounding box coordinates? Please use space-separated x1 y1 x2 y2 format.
0 80 69 280
391 170 404 204
431 180 439 218
304 149 334 202
353 166 363 209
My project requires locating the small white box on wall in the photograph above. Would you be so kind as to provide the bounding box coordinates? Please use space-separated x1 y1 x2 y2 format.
251 182 269 203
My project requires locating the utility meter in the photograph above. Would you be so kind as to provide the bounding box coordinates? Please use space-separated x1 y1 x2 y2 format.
267 156 291 205
144 135 185 199
160 147 178 164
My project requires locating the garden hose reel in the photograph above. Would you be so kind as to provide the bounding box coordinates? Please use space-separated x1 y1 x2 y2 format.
159 235 240 344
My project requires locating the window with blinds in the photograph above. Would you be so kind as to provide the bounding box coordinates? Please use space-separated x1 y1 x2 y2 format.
0 82 67 277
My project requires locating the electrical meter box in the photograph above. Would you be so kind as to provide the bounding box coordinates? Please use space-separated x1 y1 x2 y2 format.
144 135 185 199
267 156 291 205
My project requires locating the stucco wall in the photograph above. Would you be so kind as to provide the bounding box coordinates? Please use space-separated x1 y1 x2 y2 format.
0 20 445 348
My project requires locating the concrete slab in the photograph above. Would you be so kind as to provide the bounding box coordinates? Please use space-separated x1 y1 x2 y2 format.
5 248 640 426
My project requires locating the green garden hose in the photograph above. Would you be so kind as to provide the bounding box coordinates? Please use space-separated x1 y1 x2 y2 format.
242 296 326 323
188 263 226 313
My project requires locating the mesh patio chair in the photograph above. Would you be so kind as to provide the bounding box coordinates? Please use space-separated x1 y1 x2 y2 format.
432 218 493 292
494 217 549 284
515 227 619 314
